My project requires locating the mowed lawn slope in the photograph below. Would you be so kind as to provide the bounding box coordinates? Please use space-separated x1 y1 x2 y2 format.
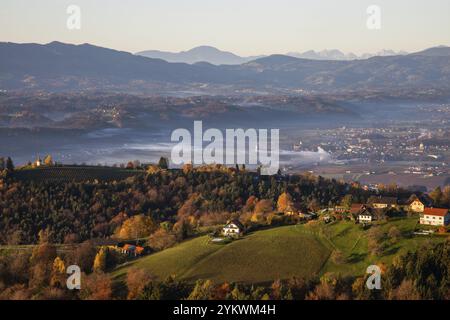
113 226 331 284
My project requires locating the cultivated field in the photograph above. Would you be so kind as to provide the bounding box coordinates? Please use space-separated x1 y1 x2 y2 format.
11 166 143 182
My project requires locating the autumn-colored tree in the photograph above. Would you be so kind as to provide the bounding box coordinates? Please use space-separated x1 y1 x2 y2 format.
93 248 107 273
340 194 353 209
306 281 335 300
172 218 194 241
116 215 157 239
126 267 154 300
429 186 443 206
38 228 52 244
79 272 113 300
182 163 193 174
254 199 273 215
277 192 293 212
389 280 421 300
388 226 401 244
50 256 66 287
177 194 201 218
146 165 161 174
442 185 450 207
148 228 177 251
271 279 283 300
213 282 231 300
68 240 97 273
29 243 57 289
187 279 214 300
243 195 258 213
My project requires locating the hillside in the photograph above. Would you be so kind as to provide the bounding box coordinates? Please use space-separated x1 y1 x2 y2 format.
113 226 331 284
112 217 447 284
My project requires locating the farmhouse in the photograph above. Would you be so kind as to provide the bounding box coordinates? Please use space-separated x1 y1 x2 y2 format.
420 208 450 226
409 199 425 213
222 219 244 238
120 244 145 257
350 203 367 216
407 194 431 213
355 206 374 223
368 196 398 209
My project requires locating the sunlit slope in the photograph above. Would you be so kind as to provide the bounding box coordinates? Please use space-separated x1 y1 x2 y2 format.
113 225 331 284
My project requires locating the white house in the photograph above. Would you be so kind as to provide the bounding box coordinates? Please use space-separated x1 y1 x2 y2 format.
222 220 244 238
357 208 374 224
420 208 450 226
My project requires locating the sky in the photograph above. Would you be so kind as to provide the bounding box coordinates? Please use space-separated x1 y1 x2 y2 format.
1 0 449 56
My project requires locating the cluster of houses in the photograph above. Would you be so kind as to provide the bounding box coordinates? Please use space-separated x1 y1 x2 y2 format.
342 195 450 226
220 194 450 240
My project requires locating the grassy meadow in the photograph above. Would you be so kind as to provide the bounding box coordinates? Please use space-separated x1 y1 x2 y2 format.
112 215 448 285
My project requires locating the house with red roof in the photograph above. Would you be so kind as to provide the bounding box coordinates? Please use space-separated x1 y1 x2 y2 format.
420 208 450 226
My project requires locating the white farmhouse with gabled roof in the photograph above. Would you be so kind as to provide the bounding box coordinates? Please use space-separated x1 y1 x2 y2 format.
222 219 244 238
420 208 450 226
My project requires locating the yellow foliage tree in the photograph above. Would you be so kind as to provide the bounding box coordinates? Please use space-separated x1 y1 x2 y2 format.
116 214 156 239
93 248 107 273
50 256 66 287
52 256 66 274
277 192 293 212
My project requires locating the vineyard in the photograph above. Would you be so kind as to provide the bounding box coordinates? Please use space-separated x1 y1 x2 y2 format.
11 166 143 182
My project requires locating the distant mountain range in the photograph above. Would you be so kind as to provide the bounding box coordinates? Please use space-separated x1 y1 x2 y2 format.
136 46 408 65
286 49 408 61
1 41 450 94
136 46 263 65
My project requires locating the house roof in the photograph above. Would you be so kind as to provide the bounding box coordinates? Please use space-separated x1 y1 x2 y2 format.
225 219 244 230
423 208 449 217
350 204 366 214
368 196 397 205
358 208 373 217
407 194 432 206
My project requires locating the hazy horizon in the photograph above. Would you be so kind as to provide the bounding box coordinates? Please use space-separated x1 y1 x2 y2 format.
1 0 450 56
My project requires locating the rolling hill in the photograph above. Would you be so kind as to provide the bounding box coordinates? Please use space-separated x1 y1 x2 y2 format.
112 217 447 284
113 226 331 284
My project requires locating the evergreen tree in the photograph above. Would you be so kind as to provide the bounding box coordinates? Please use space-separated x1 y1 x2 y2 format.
158 157 169 169
6 157 14 171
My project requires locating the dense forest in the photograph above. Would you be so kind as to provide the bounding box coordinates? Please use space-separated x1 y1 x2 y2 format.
0 164 384 245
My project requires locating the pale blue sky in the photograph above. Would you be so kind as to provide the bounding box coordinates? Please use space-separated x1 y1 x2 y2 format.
1 0 449 55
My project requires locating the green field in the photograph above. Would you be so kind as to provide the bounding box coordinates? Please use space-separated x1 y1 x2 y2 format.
12 166 143 182
112 217 448 284
113 226 331 284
